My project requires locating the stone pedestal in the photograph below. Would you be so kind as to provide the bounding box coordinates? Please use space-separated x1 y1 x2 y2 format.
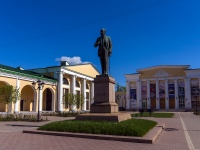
76 75 131 122
75 113 131 122
90 75 118 113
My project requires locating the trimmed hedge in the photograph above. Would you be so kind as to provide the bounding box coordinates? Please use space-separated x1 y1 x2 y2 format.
132 112 174 118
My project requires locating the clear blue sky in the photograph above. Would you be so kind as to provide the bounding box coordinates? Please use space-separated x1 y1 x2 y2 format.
1 0 200 86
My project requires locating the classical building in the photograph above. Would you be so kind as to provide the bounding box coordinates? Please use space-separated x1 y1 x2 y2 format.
125 65 200 111
115 92 126 109
0 64 57 113
0 61 99 113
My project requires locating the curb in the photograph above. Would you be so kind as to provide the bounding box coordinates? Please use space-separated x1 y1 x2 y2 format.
23 123 165 144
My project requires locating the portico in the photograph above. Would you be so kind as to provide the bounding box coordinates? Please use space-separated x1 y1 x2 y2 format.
125 65 200 111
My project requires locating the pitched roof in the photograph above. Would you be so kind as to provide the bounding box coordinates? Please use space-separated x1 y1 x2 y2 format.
137 65 190 72
0 64 57 82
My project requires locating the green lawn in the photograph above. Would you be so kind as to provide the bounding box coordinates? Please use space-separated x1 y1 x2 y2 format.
131 112 174 118
38 119 157 137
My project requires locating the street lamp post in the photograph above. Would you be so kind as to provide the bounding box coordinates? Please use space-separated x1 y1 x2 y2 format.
32 79 45 121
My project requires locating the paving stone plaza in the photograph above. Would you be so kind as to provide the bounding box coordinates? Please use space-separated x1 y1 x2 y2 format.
0 112 199 150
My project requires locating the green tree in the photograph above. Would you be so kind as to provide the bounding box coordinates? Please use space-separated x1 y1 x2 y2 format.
63 93 76 111
0 85 20 113
75 93 85 111
116 83 126 92
63 93 85 111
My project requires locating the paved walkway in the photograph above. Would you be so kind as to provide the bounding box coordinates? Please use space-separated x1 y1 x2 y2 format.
0 112 199 150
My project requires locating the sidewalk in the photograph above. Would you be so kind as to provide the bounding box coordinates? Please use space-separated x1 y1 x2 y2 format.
0 112 199 150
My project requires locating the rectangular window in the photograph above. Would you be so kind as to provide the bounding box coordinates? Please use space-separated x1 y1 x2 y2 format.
141 82 147 99
168 83 175 98
130 89 136 100
150 84 156 98
159 81 165 98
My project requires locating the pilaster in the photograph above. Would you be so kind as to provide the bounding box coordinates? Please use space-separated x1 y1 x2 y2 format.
82 78 86 110
71 75 76 110
14 78 20 113
185 78 191 109
136 80 141 110
147 80 150 109
156 80 160 109
165 79 169 109
126 81 130 109
175 78 179 109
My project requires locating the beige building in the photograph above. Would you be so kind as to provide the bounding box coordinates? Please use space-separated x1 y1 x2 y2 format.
125 65 200 111
0 61 100 113
115 92 126 110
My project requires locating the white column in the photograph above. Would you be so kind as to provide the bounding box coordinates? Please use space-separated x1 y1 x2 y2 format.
156 80 160 109
165 79 169 109
71 75 76 110
38 88 43 111
82 78 86 110
33 89 37 112
147 80 150 109
175 78 179 109
14 78 20 113
58 71 63 112
90 81 94 110
136 80 141 110
71 75 76 94
185 78 191 109
126 81 130 110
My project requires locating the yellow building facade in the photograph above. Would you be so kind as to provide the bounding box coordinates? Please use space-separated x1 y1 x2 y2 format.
0 61 100 113
125 65 200 111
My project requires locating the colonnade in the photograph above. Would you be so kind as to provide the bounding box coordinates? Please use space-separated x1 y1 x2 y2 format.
57 71 94 112
126 77 196 110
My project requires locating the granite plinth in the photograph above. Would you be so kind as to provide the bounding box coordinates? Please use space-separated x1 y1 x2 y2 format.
75 113 131 122
77 75 131 122
90 75 118 113
90 102 118 113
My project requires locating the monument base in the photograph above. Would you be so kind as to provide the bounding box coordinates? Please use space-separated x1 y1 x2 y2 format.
90 102 118 113
76 75 131 122
75 113 131 122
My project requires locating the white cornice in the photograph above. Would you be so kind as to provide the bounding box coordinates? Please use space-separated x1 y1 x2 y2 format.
184 69 200 78
0 71 56 85
30 67 94 81
137 65 190 72
124 74 141 81
62 69 94 81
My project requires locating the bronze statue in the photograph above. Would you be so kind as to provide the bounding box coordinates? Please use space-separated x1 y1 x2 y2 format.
94 28 112 75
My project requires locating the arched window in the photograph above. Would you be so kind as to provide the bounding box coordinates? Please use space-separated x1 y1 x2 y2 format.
63 78 69 85
76 81 80 88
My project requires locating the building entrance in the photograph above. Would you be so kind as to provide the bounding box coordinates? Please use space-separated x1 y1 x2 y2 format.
179 96 185 109
169 98 175 109
142 99 147 109
160 98 165 109
151 98 156 109
20 100 24 111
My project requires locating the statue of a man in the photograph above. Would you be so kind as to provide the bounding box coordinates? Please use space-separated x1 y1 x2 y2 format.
94 28 112 75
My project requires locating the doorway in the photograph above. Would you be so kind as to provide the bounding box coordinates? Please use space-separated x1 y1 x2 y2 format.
46 89 52 111
20 100 24 111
